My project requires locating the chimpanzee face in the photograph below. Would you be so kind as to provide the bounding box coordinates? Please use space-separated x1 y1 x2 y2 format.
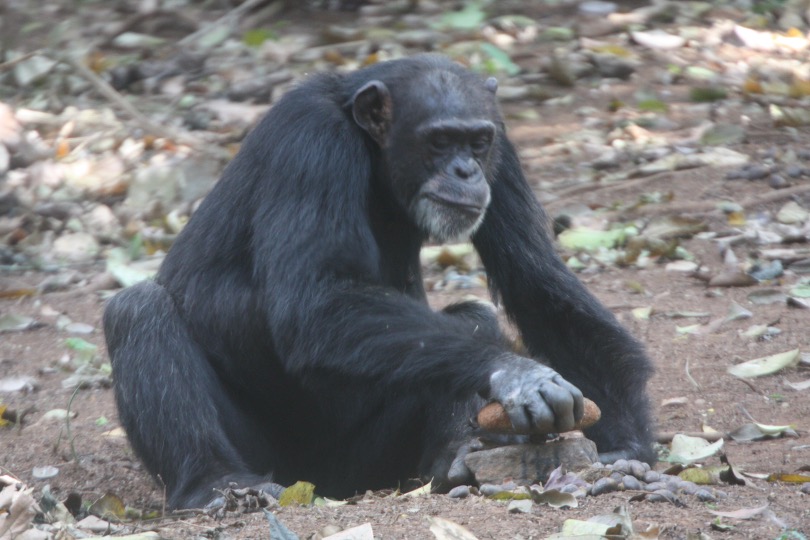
351 71 499 242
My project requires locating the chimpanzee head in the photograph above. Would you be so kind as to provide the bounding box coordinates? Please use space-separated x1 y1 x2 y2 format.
351 64 501 242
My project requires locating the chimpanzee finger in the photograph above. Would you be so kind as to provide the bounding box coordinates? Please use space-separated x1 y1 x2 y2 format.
520 395 557 434
553 375 585 424
536 383 577 432
501 396 531 433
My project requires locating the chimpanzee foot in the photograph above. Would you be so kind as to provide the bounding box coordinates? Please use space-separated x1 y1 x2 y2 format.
205 481 286 514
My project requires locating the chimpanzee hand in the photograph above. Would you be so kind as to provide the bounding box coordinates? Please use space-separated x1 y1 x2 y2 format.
487 354 584 434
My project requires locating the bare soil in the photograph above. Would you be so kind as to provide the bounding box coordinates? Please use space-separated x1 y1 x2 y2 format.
2 4 810 540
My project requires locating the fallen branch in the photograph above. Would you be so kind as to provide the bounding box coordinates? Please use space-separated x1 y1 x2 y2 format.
49 51 230 159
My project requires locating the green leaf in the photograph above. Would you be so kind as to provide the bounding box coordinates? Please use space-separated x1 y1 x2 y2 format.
243 28 277 47
438 3 487 30
480 43 520 76
278 481 315 507
558 227 633 252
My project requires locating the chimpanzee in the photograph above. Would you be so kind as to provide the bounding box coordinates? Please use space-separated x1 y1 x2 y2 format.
104 54 655 509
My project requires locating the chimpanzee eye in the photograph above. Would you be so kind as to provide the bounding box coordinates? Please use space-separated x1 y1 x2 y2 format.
430 133 452 152
471 136 492 154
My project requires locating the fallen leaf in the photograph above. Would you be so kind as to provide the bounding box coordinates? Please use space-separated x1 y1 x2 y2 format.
708 504 769 520
278 481 315 507
324 522 374 540
669 434 724 464
402 480 432 498
428 516 479 540
558 227 633 251
530 488 577 508
0 314 37 333
88 493 126 520
785 379 810 391
767 473 810 483
727 349 800 378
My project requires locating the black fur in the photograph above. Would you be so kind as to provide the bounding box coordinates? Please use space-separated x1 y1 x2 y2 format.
104 54 655 509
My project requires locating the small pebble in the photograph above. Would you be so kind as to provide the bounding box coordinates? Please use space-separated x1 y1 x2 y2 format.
448 485 470 499
680 481 700 495
621 475 643 491
609 471 624 482
801 483 810 495
715 490 728 499
560 484 581 494
611 459 630 474
479 484 505 497
785 165 803 178
742 164 770 180
645 481 666 492
644 470 660 483
629 460 648 479
665 478 684 492
695 489 717 502
590 477 620 496
769 174 789 189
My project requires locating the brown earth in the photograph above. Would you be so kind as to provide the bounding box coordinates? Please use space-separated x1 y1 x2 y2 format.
2 3 810 540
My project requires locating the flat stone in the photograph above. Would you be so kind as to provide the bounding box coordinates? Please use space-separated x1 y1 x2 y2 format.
464 438 598 486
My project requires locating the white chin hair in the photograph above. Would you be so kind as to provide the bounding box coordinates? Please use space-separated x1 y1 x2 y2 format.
414 199 485 243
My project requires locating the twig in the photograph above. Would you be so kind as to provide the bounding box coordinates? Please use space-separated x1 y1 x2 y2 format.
65 385 81 463
52 53 189 140
0 50 42 73
735 377 762 395
684 358 701 391
547 171 672 204
627 183 810 217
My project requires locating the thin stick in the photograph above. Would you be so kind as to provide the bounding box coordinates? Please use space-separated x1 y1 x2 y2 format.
0 50 41 73
629 183 810 216
53 53 188 140
684 358 701 391
65 385 81 462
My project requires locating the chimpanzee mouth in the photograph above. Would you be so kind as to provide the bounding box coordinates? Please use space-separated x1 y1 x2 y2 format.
424 193 485 218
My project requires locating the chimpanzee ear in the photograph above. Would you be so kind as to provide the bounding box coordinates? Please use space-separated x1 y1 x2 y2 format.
352 80 392 145
485 77 498 94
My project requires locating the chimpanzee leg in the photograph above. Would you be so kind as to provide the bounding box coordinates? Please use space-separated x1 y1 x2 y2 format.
104 281 280 508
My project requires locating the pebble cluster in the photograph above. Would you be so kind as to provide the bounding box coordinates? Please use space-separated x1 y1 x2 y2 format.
448 459 729 504
588 459 727 503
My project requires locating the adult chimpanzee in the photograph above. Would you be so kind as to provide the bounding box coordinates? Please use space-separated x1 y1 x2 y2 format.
104 54 655 509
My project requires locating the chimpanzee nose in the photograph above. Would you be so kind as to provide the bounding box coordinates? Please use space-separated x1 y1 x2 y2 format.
454 158 477 180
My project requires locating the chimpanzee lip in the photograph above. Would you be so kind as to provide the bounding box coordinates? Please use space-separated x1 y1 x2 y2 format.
424 193 484 215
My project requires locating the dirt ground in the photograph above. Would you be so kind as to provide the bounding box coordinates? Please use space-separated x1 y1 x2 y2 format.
2 3 810 540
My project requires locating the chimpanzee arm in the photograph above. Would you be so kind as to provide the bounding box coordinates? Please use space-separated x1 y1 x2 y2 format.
260 279 577 432
472 136 655 461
